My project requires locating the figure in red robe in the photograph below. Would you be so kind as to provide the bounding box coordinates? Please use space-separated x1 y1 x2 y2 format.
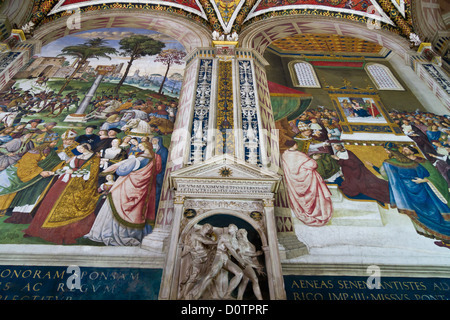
331 143 390 204
84 141 161 246
367 103 380 117
281 140 333 226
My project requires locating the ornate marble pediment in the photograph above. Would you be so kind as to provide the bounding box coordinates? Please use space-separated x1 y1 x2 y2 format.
169 154 281 199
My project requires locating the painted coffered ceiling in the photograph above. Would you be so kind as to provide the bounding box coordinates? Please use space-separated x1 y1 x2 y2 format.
270 33 384 55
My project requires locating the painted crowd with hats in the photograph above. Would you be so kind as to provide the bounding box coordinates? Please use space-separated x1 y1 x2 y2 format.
0 85 174 246
279 106 450 249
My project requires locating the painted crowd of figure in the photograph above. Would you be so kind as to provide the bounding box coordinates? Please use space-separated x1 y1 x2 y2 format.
0 86 175 246
1 81 450 250
280 107 450 249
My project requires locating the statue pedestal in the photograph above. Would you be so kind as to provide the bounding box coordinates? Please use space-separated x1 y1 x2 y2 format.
141 227 171 254
64 113 88 123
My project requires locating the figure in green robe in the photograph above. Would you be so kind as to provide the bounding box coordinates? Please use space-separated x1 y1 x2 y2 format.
0 133 64 223
294 128 340 180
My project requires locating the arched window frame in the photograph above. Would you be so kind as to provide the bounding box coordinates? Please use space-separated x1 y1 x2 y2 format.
288 60 321 88
365 63 404 91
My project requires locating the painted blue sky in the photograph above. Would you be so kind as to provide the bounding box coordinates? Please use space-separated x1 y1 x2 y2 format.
38 28 186 77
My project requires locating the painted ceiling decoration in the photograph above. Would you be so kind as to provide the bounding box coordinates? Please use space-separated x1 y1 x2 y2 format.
246 0 394 26
48 0 208 19
391 0 407 18
270 33 384 54
208 0 245 33
27 0 413 38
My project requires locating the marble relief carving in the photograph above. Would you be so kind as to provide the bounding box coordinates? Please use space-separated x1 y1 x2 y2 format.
178 222 265 300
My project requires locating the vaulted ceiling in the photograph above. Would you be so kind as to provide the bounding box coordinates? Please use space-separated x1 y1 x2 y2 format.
5 0 414 39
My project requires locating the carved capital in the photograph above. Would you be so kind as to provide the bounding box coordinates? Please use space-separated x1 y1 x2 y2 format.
174 194 186 205
262 198 274 207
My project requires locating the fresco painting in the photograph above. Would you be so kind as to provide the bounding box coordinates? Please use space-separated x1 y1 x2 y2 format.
0 27 184 246
271 79 450 249
0 25 449 254
337 96 385 123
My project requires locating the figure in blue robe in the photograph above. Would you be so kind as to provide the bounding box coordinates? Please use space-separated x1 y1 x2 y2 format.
381 142 450 248
426 128 441 144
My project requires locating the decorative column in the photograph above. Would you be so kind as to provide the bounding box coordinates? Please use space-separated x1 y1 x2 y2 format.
150 34 291 300
238 58 261 165
238 46 307 260
189 58 214 164
403 34 450 113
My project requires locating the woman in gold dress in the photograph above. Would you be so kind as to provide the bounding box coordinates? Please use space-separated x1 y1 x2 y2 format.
23 143 100 244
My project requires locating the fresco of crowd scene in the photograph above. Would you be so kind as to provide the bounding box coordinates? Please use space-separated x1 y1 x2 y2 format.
279 104 450 249
285 107 450 183
0 86 173 246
